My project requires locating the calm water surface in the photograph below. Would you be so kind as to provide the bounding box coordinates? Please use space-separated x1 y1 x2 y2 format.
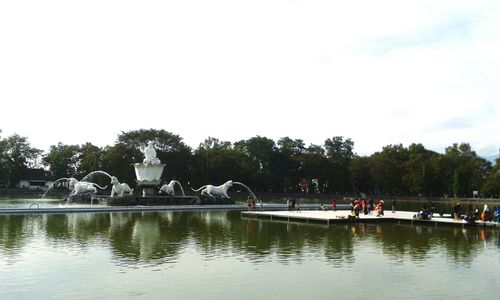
1 201 500 299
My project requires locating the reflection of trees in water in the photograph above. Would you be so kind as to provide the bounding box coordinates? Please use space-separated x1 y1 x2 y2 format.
323 225 356 266
46 213 111 243
45 213 111 246
188 211 233 257
1 213 499 266
46 214 71 240
373 223 486 265
372 224 435 263
229 217 355 265
0 215 31 255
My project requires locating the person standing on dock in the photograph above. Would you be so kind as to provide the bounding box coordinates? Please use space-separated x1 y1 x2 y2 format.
331 200 337 211
392 199 396 213
361 199 367 215
482 204 490 221
494 206 500 223
453 202 462 220
376 200 384 217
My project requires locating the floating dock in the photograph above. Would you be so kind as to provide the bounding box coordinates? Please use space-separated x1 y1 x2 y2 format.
0 203 326 216
241 210 500 228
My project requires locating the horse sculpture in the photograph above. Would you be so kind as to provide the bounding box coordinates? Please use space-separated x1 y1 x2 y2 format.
191 180 233 198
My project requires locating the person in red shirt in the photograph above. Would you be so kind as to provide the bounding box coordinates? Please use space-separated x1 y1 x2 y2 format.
331 200 337 211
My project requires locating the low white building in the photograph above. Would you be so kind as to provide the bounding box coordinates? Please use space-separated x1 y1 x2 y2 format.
17 168 53 190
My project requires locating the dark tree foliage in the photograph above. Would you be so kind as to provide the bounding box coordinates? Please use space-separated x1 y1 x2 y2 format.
2 127 497 198
482 159 500 198
77 143 104 178
324 137 354 193
191 137 250 189
444 143 491 197
298 145 333 193
350 156 373 195
43 143 81 179
234 136 278 192
402 143 438 197
276 137 304 192
101 143 136 184
0 132 42 187
369 144 408 195
111 129 193 184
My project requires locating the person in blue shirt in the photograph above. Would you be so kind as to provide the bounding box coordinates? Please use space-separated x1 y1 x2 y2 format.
494 206 500 223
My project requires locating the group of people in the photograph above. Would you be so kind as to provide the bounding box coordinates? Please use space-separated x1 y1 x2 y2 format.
247 197 262 211
415 204 433 220
287 198 300 212
451 202 500 223
349 198 385 218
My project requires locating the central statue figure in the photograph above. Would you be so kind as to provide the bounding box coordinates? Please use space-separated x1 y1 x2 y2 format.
142 141 161 165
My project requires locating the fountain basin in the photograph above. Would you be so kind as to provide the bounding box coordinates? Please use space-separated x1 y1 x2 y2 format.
133 163 165 183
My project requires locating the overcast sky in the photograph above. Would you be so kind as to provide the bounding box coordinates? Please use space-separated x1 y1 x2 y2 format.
1 0 499 157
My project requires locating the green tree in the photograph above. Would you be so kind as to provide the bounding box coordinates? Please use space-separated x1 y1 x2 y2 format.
43 143 80 179
76 142 104 178
324 136 355 193
369 144 408 195
234 136 278 192
481 159 500 198
0 130 8 186
108 129 193 184
350 156 373 195
102 143 136 184
452 169 460 198
277 137 305 157
324 136 354 162
192 137 249 190
277 137 305 192
445 143 491 197
298 144 333 193
0 133 42 187
402 143 440 196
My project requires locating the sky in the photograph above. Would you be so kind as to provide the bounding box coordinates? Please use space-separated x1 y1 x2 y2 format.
1 0 499 157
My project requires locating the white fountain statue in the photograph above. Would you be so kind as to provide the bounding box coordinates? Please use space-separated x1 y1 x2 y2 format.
159 180 185 196
190 180 256 200
191 180 233 198
134 141 165 184
68 178 107 196
110 176 133 197
133 141 165 196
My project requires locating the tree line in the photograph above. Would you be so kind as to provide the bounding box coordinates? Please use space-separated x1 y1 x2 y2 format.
1 128 499 198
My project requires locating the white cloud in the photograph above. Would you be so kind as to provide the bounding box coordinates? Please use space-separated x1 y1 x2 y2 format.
0 0 499 157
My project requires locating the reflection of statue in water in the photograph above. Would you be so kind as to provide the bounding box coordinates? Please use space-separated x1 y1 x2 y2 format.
142 141 161 165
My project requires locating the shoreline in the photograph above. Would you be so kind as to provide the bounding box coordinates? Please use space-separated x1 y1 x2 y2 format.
1 192 499 204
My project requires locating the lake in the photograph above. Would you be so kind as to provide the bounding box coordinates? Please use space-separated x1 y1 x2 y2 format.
1 199 500 299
